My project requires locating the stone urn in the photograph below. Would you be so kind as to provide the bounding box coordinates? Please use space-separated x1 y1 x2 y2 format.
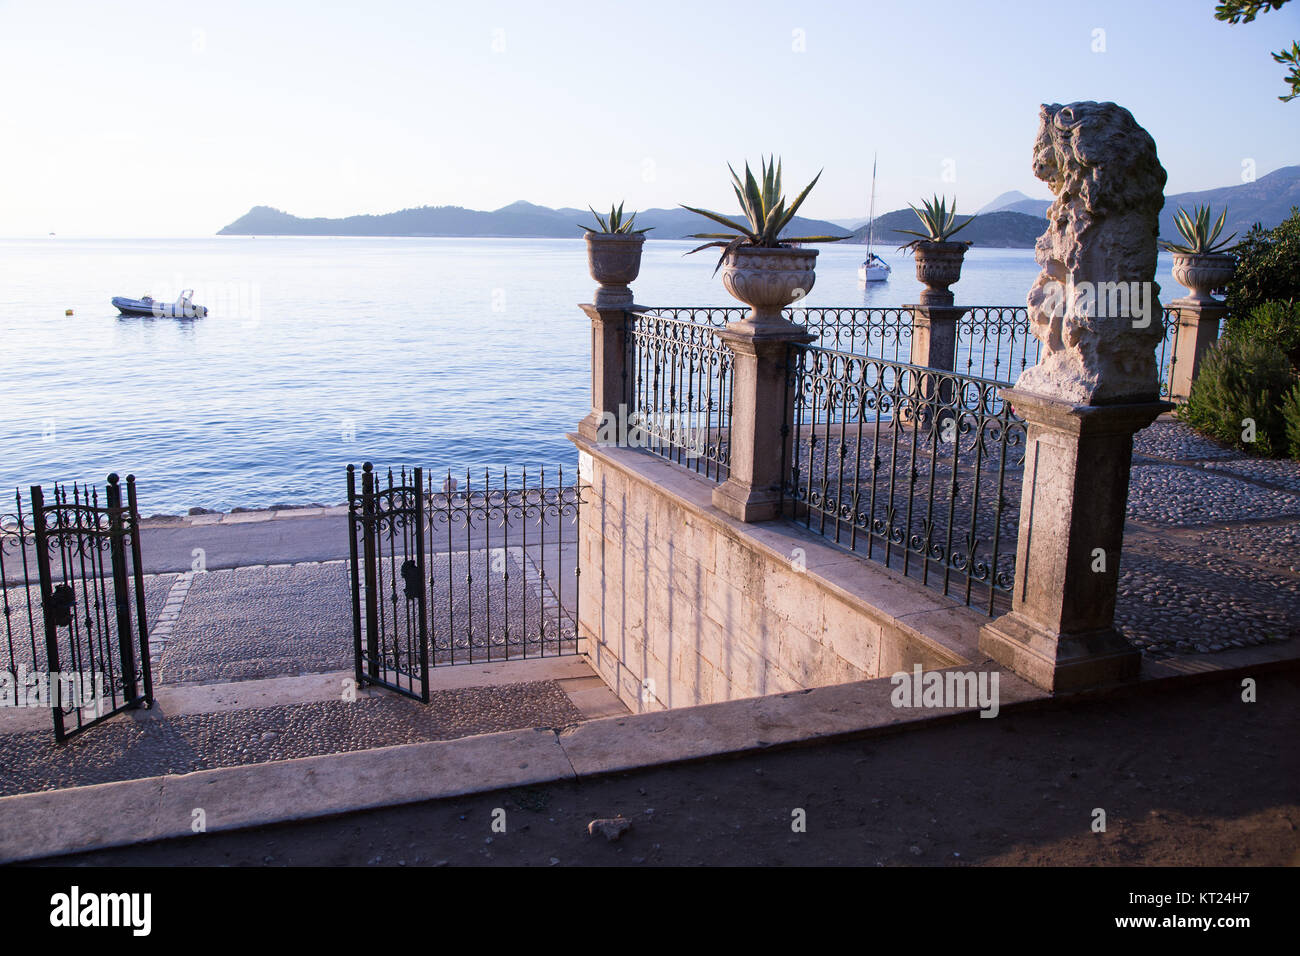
719 245 818 331
912 240 968 306
586 233 646 308
1170 252 1234 304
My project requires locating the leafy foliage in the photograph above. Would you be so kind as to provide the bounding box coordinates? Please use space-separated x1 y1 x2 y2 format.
1160 204 1238 254
581 202 652 235
1224 206 1300 322
1214 0 1299 101
682 156 849 273
1225 299 1300 371
894 195 975 252
1272 41 1300 102
1183 336 1298 458
1215 0 1288 23
1284 381 1300 459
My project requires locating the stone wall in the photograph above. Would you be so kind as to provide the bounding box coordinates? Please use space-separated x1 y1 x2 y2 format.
573 436 974 712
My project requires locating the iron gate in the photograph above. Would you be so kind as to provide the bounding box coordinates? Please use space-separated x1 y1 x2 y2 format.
1 474 154 742
348 462 584 703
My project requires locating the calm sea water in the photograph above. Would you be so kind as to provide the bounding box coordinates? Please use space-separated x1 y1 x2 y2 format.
0 237 1058 514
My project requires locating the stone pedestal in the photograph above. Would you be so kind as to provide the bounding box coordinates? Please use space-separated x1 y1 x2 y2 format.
711 321 813 522
978 388 1170 691
907 305 965 372
577 303 632 444
1166 298 1226 404
906 305 965 425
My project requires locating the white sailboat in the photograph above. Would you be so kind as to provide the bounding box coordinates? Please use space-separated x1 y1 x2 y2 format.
857 154 891 283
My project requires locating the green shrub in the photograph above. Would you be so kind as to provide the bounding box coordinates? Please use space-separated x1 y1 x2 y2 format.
1284 382 1300 460
1224 206 1300 320
1224 299 1300 370
1183 337 1297 457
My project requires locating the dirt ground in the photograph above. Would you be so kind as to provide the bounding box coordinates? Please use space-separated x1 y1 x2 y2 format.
45 669 1300 867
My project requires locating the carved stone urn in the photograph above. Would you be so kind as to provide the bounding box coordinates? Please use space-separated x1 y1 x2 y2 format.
1170 252 1234 304
586 233 646 308
719 245 818 331
912 240 968 306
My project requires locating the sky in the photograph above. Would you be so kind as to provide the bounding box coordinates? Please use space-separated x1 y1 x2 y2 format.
1 0 1297 236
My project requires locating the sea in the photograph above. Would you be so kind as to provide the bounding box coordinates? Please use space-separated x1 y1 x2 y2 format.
0 236 1132 514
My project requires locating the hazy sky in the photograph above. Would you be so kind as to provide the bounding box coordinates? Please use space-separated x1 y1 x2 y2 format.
2 0 1296 236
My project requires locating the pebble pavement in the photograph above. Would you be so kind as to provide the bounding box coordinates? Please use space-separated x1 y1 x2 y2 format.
0 682 584 797
1117 418 1300 656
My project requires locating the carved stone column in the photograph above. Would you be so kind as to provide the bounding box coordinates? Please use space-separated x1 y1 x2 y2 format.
711 323 813 522
1166 298 1226 404
577 304 631 444
979 101 1172 692
908 305 966 372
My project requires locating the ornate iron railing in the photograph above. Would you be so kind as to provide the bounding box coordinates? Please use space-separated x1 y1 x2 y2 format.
956 305 1182 395
0 491 40 693
1156 307 1181 399
626 309 734 481
638 304 1186 393
348 462 583 698
638 306 913 364
783 345 1027 616
956 306 1036 383
424 466 581 667
2 477 153 741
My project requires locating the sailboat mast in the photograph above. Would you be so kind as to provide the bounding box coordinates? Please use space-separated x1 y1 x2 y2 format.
866 153 878 257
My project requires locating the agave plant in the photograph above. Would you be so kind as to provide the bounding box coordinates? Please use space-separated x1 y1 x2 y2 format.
1161 204 1237 255
681 156 849 273
895 195 975 252
581 202 652 235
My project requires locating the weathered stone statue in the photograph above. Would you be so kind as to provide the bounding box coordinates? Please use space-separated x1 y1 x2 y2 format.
980 101 1173 693
1015 102 1168 404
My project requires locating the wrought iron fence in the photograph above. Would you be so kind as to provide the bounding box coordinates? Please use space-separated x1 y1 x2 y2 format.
349 463 583 700
637 306 913 363
1 491 39 701
626 309 734 481
957 306 1036 383
1 477 153 741
639 304 1186 393
783 345 1027 616
957 305 1182 394
1156 307 1181 399
425 466 581 667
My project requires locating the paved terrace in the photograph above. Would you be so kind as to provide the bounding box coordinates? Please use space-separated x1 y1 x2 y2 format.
0 418 1295 799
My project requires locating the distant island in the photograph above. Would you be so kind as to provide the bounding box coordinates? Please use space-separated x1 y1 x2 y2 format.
218 166 1300 248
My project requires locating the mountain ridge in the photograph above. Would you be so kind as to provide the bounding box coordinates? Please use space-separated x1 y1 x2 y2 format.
217 166 1300 247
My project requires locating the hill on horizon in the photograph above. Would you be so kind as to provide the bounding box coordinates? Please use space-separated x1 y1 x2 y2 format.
217 202 854 242
853 209 1045 248
217 166 1300 247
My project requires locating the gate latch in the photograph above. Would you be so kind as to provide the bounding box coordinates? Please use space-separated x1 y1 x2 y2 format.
400 559 423 601
48 584 76 628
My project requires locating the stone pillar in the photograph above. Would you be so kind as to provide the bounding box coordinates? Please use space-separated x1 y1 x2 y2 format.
1166 298 1225 403
978 391 1166 690
577 304 631 444
978 101 1172 692
907 305 965 372
711 323 813 522
906 305 966 424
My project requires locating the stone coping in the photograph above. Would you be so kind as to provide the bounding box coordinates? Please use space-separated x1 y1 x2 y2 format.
2 640 1295 864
